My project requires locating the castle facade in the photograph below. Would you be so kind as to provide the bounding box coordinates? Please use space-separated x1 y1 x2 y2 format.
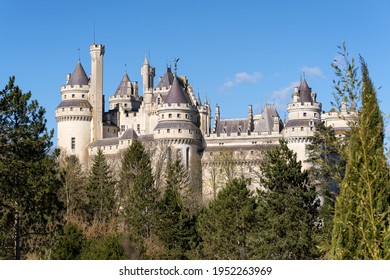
56 44 355 201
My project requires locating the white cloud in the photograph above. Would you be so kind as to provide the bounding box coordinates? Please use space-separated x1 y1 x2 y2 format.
272 81 299 100
221 71 262 89
301 66 326 79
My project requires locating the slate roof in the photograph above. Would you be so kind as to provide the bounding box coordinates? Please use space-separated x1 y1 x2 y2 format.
253 105 283 133
156 67 174 88
67 61 89 86
114 73 133 97
164 76 189 105
298 79 313 104
215 118 249 135
154 121 199 130
56 100 92 109
285 118 321 128
121 128 138 140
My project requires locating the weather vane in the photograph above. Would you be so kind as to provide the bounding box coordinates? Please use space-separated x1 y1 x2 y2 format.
173 57 180 75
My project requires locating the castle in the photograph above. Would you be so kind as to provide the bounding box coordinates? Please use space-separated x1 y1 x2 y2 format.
56 44 355 200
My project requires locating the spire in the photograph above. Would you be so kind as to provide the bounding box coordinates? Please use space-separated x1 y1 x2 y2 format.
164 76 188 104
143 55 149 65
197 91 202 106
67 61 89 86
114 72 133 97
298 78 313 104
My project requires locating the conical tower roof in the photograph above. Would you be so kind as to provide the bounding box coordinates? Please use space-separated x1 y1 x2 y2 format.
298 79 313 104
114 73 133 97
67 61 89 86
164 76 188 104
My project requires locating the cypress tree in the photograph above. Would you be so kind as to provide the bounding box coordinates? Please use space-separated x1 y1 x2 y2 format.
198 177 256 259
332 59 390 259
0 76 63 259
86 149 116 223
250 139 320 259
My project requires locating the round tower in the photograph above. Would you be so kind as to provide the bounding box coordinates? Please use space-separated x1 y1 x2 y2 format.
284 79 322 169
154 76 202 170
56 61 92 164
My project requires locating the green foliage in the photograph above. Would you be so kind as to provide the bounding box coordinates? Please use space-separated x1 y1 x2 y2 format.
306 122 346 258
250 139 320 259
59 155 87 220
120 140 158 258
86 149 116 223
198 177 256 259
155 159 197 259
332 58 390 259
52 222 85 260
0 76 63 259
80 234 125 260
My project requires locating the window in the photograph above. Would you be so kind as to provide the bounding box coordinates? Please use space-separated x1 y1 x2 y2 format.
169 114 172 118
162 114 164 119
121 125 125 132
82 94 85 98
70 107 73 111
72 94 75 98
157 98 161 104
292 127 295 131
178 129 182 133
314 113 317 117
185 114 189 119
167 129 170 133
71 137 75 150
137 124 140 132
303 112 307 117
301 127 304 131
80 107 83 111
64 95 67 99
62 108 65 112
177 114 181 118
158 130 160 134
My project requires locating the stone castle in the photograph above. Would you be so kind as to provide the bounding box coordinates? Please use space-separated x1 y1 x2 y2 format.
56 44 355 200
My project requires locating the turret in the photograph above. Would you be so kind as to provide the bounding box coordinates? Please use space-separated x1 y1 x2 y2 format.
248 104 254 132
89 44 105 142
284 78 322 169
56 60 92 165
141 56 155 93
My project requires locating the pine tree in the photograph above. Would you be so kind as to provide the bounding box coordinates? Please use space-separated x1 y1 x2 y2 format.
332 58 390 259
197 177 256 259
0 76 63 259
59 155 87 221
86 149 116 223
120 140 158 258
250 139 320 259
155 159 197 259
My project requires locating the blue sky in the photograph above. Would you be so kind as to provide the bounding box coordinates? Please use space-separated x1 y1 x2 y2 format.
1 0 389 146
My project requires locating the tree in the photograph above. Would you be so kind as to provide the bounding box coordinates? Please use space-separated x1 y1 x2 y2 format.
86 149 116 223
306 122 346 257
51 222 85 260
155 159 197 259
332 58 390 259
0 76 63 259
197 177 256 259
59 154 87 221
120 140 158 258
250 139 320 259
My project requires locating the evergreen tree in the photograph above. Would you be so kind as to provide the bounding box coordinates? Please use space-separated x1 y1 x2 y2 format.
332 58 390 259
0 76 63 259
86 149 116 223
51 222 85 260
306 122 346 257
250 139 320 259
59 155 87 221
198 177 256 259
155 159 197 259
120 140 158 258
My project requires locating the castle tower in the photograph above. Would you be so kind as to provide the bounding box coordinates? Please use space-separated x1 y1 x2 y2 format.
108 72 141 111
56 61 92 164
89 44 105 141
141 56 155 94
154 76 202 170
284 79 322 169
